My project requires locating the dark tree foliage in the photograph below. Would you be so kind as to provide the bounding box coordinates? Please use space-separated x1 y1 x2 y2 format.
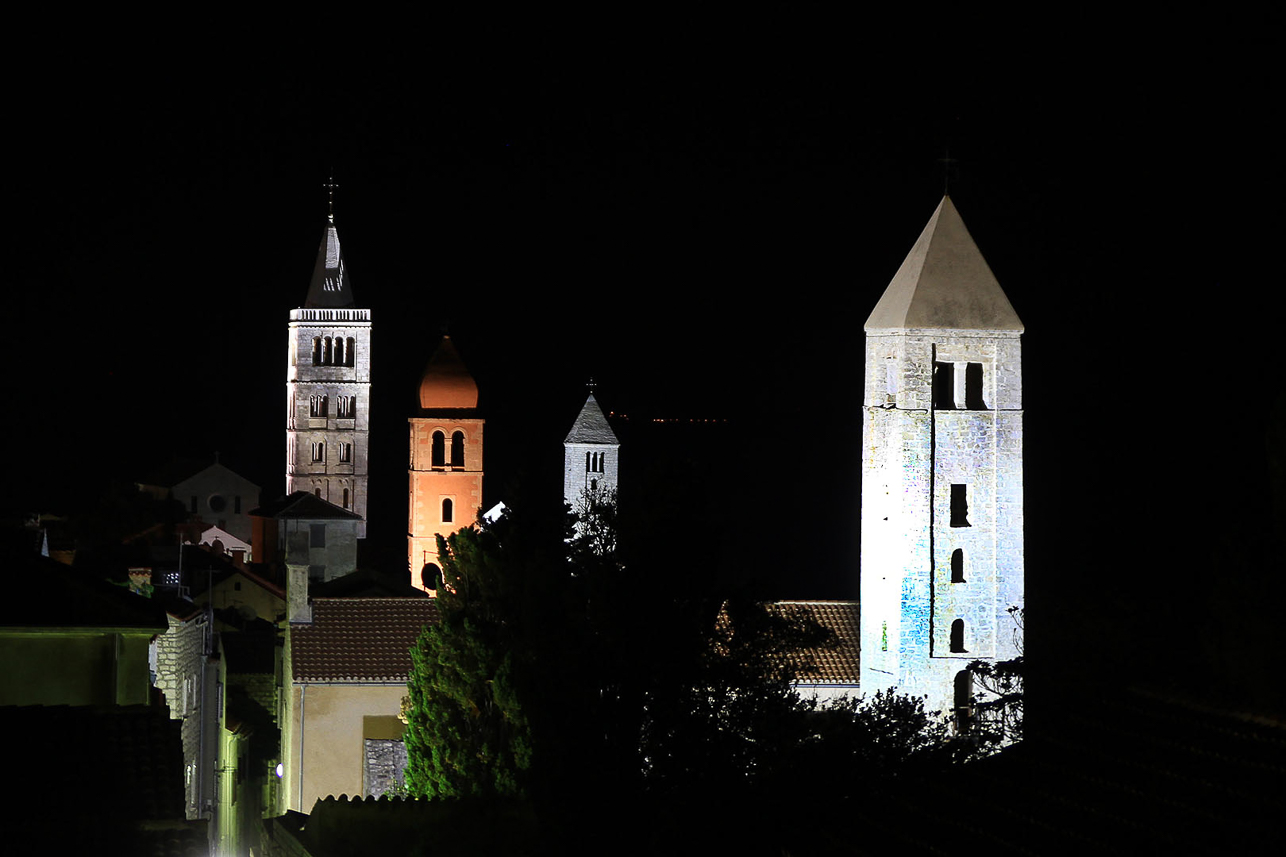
967 606 1025 751
402 490 971 845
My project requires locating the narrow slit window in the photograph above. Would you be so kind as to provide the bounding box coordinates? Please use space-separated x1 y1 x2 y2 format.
334 337 344 366
951 549 965 583
312 337 322 365
342 488 349 509
346 337 355 367
950 484 970 527
323 337 333 365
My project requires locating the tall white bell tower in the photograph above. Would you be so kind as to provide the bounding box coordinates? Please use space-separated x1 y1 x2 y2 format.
859 196 1024 719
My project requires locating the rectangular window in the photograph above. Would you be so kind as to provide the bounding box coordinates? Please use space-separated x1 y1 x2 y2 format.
932 362 955 409
965 362 986 409
950 484 970 527
310 524 326 548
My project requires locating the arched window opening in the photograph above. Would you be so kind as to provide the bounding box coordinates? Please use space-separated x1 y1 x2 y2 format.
590 478 598 492
346 337 355 366
421 563 442 592
342 488 350 509
323 337 333 365
314 488 322 498
441 498 453 523
312 337 322 365
951 549 965 583
950 619 967 653
451 431 465 467
310 395 328 418
334 337 344 366
431 431 446 467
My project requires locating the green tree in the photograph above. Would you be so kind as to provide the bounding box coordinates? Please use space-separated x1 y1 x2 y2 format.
402 525 535 799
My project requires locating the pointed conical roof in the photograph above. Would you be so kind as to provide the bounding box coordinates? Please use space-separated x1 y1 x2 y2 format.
865 197 1022 331
565 393 618 445
418 336 478 410
305 218 356 308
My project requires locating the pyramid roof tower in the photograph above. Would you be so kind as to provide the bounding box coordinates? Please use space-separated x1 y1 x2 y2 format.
565 392 618 445
865 196 1022 331
304 216 356 308
418 336 479 411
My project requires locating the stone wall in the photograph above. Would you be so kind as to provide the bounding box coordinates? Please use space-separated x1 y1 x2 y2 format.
363 739 408 798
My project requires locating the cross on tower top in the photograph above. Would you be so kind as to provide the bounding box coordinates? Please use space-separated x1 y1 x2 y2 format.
323 175 339 222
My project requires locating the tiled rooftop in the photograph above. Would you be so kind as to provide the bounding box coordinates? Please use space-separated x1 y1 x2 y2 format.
291 598 439 682
767 600 860 685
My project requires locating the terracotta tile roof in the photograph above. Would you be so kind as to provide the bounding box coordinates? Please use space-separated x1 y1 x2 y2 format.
767 600 860 685
291 598 438 683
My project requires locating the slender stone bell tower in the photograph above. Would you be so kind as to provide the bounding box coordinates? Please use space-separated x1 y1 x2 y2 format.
860 196 1024 720
285 185 371 538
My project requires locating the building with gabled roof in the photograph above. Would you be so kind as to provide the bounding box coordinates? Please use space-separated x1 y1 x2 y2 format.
766 601 860 703
252 491 363 584
281 597 438 813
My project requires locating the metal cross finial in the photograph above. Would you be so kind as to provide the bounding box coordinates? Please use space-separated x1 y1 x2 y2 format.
937 147 957 196
324 175 340 222
587 376 597 392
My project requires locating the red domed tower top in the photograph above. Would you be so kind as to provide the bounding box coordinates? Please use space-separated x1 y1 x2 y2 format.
418 336 478 411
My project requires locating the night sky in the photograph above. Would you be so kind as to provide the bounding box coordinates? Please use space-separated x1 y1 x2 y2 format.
15 31 1281 699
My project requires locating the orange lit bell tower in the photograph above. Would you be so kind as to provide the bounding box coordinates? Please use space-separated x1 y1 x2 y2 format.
408 336 484 593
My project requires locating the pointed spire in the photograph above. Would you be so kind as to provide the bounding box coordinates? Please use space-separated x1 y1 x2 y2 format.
304 179 356 308
865 196 1022 331
565 391 618 445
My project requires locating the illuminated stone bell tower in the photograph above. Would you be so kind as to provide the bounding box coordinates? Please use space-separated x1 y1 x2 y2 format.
859 196 1024 720
286 205 371 538
408 336 484 593
563 387 620 512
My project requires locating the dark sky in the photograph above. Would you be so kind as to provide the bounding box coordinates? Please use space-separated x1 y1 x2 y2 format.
15 30 1279 632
